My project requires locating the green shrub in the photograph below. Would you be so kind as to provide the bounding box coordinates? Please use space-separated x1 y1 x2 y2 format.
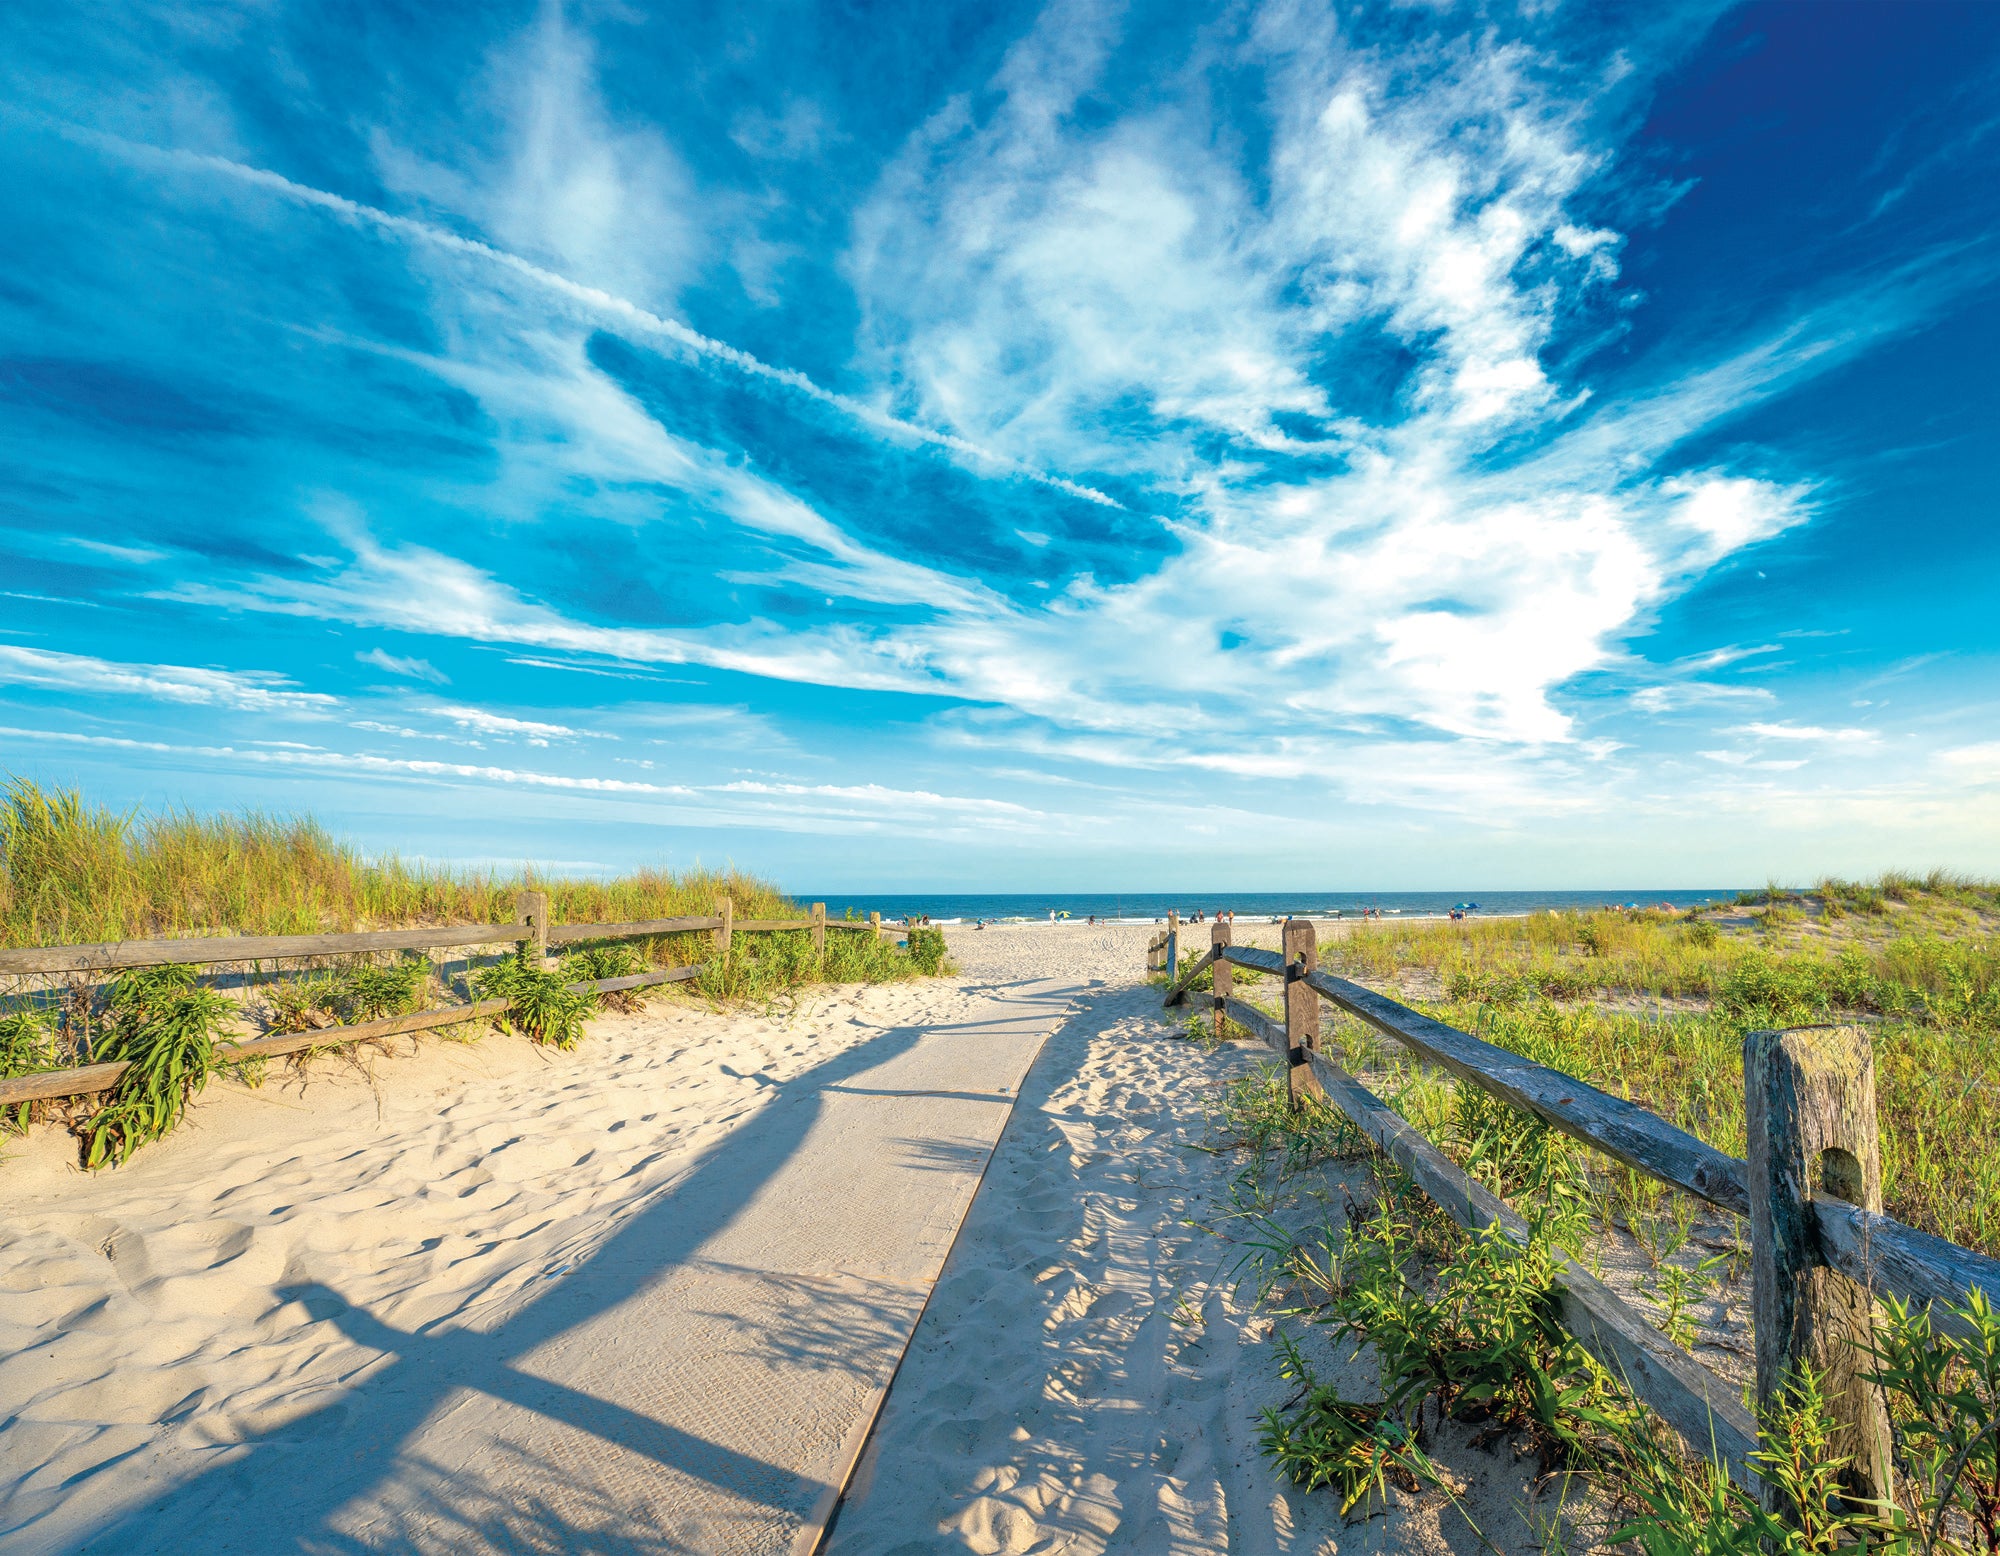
1613 1368 1900 1554
821 928 915 984
1716 955 1833 1026
559 944 641 984
904 925 948 976
263 973 338 1034
1867 1291 2000 1551
473 957 595 1050
1 1006 58 1134
81 965 234 1168
0 1006 57 1076
331 958 430 1023
261 958 430 1032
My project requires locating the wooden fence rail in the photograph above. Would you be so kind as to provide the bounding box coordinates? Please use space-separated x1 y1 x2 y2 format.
1156 917 2000 1508
0 896 900 1107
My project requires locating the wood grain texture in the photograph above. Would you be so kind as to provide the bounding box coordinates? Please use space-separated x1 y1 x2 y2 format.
1211 920 1232 1044
0 923 536 976
1816 1200 2000 1340
517 890 549 960
1221 996 1285 1050
578 966 703 995
1282 918 1323 1105
1745 1026 1892 1510
1162 947 1216 1007
545 916 723 944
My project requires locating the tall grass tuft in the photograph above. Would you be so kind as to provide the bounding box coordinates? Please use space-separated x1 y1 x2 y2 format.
0 777 800 946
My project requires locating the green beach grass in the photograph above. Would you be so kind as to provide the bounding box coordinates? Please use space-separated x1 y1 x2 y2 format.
1187 883 2000 1546
1307 881 2000 1256
0 777 941 1165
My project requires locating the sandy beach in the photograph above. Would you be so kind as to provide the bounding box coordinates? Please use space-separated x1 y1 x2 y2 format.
2 920 1593 1554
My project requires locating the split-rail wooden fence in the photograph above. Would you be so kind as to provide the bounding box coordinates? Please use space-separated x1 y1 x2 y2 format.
0 896 892 1109
1149 912 2000 1518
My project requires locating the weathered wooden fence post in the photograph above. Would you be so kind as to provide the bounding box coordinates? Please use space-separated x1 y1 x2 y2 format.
1744 1024 1893 1516
1211 919 1231 1043
517 890 548 964
870 910 882 943
811 902 826 962
1165 910 1179 984
715 896 733 963
1283 917 1322 1107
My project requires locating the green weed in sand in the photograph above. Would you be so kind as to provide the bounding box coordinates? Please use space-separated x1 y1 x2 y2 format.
79 966 233 1168
473 957 595 1050
1208 1056 2000 1549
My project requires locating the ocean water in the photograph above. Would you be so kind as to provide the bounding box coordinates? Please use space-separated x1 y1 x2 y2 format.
809 889 1741 925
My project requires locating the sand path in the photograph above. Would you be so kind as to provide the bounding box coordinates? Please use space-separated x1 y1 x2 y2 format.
826 922 1567 1556
0 972 1078 1553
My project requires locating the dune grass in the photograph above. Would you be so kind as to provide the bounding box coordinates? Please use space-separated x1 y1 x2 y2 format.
0 776 799 946
1 778 941 1165
1306 877 2000 1255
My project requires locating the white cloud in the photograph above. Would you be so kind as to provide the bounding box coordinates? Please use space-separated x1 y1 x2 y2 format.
1730 721 1880 745
356 647 448 683
79 2 1983 840
67 537 170 565
0 645 336 714
1936 743 2000 776
432 703 591 741
1632 683 1775 714
1699 750 1810 771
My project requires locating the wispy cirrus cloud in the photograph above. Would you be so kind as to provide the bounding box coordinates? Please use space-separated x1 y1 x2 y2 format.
356 647 448 684
0 645 337 715
6 0 1996 881
1729 721 1880 745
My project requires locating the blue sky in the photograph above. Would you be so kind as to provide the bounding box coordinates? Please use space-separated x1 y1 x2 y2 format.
2 0 1997 890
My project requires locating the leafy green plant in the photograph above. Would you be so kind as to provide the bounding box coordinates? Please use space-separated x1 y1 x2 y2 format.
1615 1368 1905 1554
331 958 430 1023
473 956 595 1050
80 965 234 1168
1869 1292 2000 1552
263 972 338 1034
1 1006 59 1133
560 943 645 1011
560 944 641 984
1257 1331 1443 1513
0 1006 57 1075
904 925 949 976
1647 1252 1728 1350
